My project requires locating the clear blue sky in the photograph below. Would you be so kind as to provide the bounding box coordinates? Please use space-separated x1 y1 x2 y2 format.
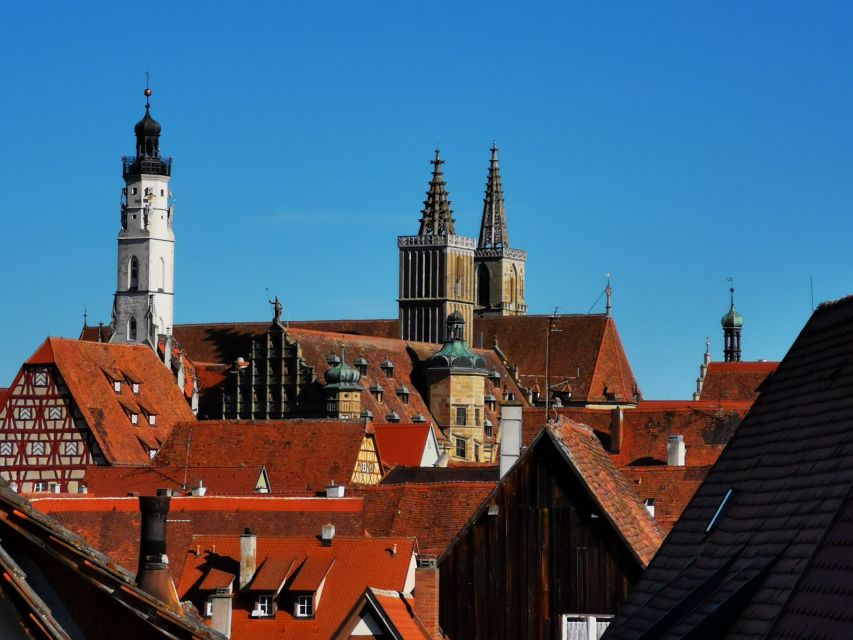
2 2 852 398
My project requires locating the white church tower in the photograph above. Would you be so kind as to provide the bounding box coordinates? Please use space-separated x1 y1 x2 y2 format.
111 86 175 345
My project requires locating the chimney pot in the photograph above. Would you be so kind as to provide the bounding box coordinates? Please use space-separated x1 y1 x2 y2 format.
239 528 257 590
321 523 335 546
326 481 345 498
136 495 181 613
667 434 686 466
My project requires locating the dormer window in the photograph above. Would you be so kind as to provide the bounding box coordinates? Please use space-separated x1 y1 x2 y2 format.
386 411 400 423
33 372 48 387
396 384 410 404
488 369 501 382
412 413 426 423
485 393 497 411
380 358 394 377
370 384 384 402
354 356 368 375
130 413 138 425
326 353 341 367
253 594 274 618
484 419 493 437
295 594 313 618
132 382 140 395
148 414 157 426
113 380 122 393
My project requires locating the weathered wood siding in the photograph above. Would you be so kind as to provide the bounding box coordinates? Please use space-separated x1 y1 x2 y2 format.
438 437 643 640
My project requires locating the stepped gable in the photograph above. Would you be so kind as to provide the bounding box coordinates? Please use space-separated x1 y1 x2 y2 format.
179 534 415 639
152 420 377 492
359 481 496 555
698 360 778 402
0 482 220 639
31 495 365 584
18 337 195 464
605 295 853 639
84 465 268 496
474 314 639 403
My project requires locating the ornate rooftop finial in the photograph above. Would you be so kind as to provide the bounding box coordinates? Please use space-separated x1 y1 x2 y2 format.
605 273 613 317
145 71 151 107
82 305 88 329
418 149 456 236
478 142 509 249
134 75 161 159
721 280 744 362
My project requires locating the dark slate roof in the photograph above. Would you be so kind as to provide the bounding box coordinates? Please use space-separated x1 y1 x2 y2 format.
604 295 853 640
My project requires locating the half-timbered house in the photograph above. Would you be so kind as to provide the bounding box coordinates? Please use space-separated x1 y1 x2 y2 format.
0 337 195 493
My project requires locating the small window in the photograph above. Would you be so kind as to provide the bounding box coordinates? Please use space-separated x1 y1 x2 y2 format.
484 420 493 437
33 481 48 492
475 408 481 425
295 594 313 618
455 438 467 458
132 383 140 395
160 189 165 196
113 380 122 393
456 407 467 426
33 372 48 387
148 414 157 426
128 257 139 291
474 443 480 460
17 407 34 420
128 317 137 341
63 441 79 456
130 413 138 425
131 187 138 195
204 600 213 618
0 442 14 456
30 442 46 456
255 594 274 618
48 407 63 420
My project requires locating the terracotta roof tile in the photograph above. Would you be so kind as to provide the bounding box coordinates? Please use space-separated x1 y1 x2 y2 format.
359 481 496 555
84 465 267 496
605 295 853 639
18 338 196 464
366 588 433 639
290 556 336 591
179 535 415 639
374 424 432 468
698 360 778 402
197 566 236 591
620 465 710 533
152 420 377 492
249 556 298 592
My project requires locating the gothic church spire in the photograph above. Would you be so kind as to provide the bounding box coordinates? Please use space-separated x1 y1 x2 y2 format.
418 149 456 236
478 143 509 248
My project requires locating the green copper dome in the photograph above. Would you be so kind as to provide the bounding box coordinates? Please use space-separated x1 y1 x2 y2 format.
424 312 487 372
324 358 362 390
721 305 744 329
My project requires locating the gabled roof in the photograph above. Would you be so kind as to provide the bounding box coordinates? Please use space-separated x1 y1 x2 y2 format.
333 588 433 639
152 420 377 492
31 495 366 583
179 535 416 639
604 295 853 639
360 481 496 555
697 360 778 402
15 337 195 464
0 480 222 639
474 314 639 403
84 465 268 496
374 424 434 468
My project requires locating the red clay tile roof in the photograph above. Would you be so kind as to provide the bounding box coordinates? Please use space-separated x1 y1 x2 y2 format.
250 556 299 592
152 420 377 492
0 481 220 639
605 295 853 639
374 424 432 468
180 535 416 639
620 465 710 533
334 588 432 639
543 420 664 566
474 314 639 403
290 556 336 592
31 495 366 582
697 360 778 402
20 338 196 464
359 481 496 555
198 566 236 591
84 465 267 496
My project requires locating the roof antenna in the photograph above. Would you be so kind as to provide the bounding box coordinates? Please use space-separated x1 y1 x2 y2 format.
82 304 88 329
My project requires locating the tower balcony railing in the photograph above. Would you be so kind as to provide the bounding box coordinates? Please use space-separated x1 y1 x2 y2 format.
398 234 476 249
122 155 173 177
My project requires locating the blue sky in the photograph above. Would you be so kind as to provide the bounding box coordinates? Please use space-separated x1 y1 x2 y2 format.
2 2 852 398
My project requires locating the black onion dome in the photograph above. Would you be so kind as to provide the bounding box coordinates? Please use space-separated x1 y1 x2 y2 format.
134 106 162 138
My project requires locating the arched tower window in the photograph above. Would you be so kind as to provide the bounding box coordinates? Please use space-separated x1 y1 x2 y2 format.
159 257 165 291
128 317 138 341
478 263 490 308
510 264 518 305
129 257 139 291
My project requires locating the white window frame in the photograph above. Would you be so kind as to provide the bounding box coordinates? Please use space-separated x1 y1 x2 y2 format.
63 441 79 456
30 442 46 456
148 414 157 426
17 407 33 420
48 406 63 420
294 594 313 618
33 372 48 387
204 599 213 618
0 442 14 456
130 413 138 425
33 481 48 492
255 594 274 617
113 381 122 393
132 383 140 395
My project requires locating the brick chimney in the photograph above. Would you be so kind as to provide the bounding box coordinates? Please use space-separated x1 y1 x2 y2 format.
136 491 182 613
239 528 257 590
609 407 623 454
415 556 440 637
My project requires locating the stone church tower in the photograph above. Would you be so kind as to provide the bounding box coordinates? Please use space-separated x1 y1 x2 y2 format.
398 150 475 345
474 144 527 317
111 88 175 345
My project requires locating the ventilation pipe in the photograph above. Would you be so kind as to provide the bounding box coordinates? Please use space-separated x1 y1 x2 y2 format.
136 491 182 613
499 402 523 478
326 481 345 498
667 434 686 466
